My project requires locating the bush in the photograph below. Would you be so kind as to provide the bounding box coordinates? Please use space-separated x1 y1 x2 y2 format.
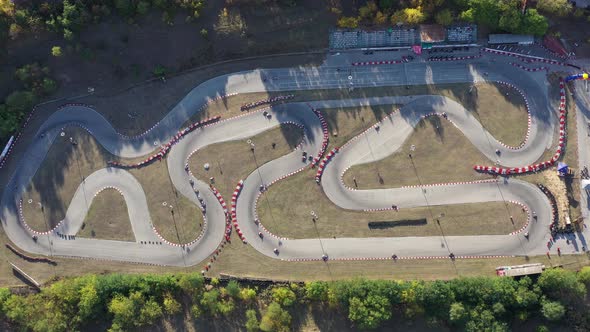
245 309 260 332
241 288 257 303
337 16 359 28
226 280 241 299
541 300 565 321
435 9 453 26
259 302 291 332
163 293 181 315
51 46 63 57
152 65 167 78
200 28 208 37
271 287 296 307
348 295 392 330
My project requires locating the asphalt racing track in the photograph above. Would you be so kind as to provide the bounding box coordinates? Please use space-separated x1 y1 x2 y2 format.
0 58 575 266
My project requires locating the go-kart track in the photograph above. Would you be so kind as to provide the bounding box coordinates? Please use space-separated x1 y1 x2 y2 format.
1 51 588 267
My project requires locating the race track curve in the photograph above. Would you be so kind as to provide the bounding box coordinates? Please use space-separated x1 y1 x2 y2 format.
0 60 564 265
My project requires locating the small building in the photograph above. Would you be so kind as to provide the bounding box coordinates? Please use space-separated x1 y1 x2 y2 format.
488 34 534 45
496 263 545 277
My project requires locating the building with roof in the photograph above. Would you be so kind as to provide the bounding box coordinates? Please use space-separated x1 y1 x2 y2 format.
488 34 534 45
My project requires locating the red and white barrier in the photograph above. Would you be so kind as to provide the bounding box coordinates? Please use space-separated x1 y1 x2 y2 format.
240 95 294 111
314 147 339 183
474 78 566 175
108 116 221 169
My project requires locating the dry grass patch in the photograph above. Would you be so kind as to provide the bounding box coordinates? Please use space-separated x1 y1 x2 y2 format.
207 233 590 281
20 128 203 243
21 127 111 232
470 83 529 147
259 166 526 238
189 124 303 198
343 119 492 189
186 82 528 145
78 188 135 242
128 161 203 245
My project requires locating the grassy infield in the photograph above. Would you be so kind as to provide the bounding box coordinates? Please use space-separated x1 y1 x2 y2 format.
8 81 586 286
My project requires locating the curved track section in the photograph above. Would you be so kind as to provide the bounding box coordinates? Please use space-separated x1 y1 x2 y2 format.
0 61 560 265
238 96 555 260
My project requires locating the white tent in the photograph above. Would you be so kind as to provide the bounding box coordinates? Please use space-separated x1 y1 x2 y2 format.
582 179 590 190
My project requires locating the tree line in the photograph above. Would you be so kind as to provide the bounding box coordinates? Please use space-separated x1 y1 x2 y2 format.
0 63 57 144
0 0 206 43
0 267 590 331
336 0 585 37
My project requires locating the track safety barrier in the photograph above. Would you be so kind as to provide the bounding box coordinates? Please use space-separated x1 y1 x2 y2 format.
474 78 566 175
240 95 294 112
108 116 221 169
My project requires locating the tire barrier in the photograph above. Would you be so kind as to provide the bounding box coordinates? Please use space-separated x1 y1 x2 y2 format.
483 48 567 67
240 95 295 112
507 200 531 235
427 51 482 62
352 59 405 66
537 184 560 237
118 93 237 140
210 185 232 243
307 105 329 167
231 180 247 243
474 78 566 176
510 62 549 72
314 147 339 183
285 254 513 262
5 243 55 264
18 199 61 236
489 81 532 151
151 189 209 247
108 116 221 169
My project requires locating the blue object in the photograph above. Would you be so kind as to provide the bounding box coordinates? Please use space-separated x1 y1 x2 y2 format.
557 162 568 173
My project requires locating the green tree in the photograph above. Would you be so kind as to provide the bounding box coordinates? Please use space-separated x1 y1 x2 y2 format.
260 302 291 332
348 295 391 330
449 302 467 325
240 287 257 303
137 1 150 16
177 273 204 297
578 266 590 286
259 302 291 332
163 293 181 315
538 269 586 304
200 289 220 315
245 309 260 332
469 0 501 30
359 1 378 20
541 300 565 321
272 287 296 307
51 46 63 57
0 104 19 137
337 16 360 29
498 7 521 33
108 293 138 329
379 0 396 10
374 11 388 25
536 0 572 17
138 298 163 325
305 281 329 302
78 276 100 321
6 90 36 114
435 9 453 26
115 0 134 17
404 8 426 24
518 9 548 36
465 306 508 332
42 78 57 95
226 280 241 299
417 280 455 319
